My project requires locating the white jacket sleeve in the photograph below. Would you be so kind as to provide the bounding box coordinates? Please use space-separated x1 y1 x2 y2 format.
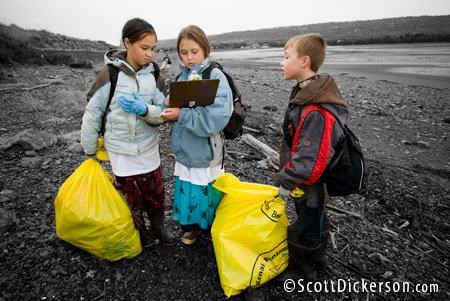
81 83 111 155
141 86 166 125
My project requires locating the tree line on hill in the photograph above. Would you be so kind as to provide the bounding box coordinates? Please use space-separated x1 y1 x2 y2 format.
1 15 449 66
158 15 450 50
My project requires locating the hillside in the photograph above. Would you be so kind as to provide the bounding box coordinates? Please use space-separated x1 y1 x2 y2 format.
1 15 449 67
0 23 114 66
158 15 450 50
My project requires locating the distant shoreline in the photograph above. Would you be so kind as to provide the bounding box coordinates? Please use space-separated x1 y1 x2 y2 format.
320 63 450 89
206 58 449 89
206 44 450 89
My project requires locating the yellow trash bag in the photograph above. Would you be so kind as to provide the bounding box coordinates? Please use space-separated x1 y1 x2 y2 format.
211 173 290 297
95 137 110 161
54 159 141 261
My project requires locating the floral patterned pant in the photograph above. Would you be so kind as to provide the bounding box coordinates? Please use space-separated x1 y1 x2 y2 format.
114 167 165 230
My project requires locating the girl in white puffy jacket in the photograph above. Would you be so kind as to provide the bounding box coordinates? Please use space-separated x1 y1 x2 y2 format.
81 18 176 248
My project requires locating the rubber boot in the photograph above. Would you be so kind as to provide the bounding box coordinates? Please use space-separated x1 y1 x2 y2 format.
147 206 177 246
287 227 320 281
139 228 156 248
315 222 330 270
274 227 320 283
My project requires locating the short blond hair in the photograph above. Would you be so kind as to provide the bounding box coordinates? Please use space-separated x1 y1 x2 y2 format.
285 34 326 72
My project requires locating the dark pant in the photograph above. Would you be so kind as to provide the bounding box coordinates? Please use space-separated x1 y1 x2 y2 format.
291 201 327 240
114 167 165 230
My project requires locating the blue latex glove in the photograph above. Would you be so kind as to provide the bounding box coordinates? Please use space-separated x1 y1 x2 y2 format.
117 92 148 115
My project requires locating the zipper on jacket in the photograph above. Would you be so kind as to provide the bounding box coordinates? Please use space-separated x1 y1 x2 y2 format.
208 137 214 159
134 73 140 91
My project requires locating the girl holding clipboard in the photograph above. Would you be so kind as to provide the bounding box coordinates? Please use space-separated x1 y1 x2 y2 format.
161 25 233 244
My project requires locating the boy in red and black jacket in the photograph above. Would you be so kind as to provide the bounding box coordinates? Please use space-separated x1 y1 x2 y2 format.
277 34 348 281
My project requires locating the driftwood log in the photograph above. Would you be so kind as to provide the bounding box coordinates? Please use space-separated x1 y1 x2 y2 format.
241 134 279 170
242 125 261 134
0 80 62 92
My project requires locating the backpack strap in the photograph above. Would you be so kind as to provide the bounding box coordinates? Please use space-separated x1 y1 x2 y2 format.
202 63 216 79
101 64 119 135
107 64 119 107
152 62 160 82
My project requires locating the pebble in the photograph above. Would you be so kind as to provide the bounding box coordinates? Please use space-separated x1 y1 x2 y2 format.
46 288 57 299
21 156 42 168
0 189 13 195
25 150 37 156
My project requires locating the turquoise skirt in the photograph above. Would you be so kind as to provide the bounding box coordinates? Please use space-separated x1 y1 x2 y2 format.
172 176 223 229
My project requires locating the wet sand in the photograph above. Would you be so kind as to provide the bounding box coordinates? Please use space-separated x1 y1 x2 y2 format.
208 44 450 90
216 58 449 89
320 63 450 89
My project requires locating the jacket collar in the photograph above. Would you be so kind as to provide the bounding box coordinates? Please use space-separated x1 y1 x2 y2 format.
105 49 155 76
290 75 348 108
179 58 211 78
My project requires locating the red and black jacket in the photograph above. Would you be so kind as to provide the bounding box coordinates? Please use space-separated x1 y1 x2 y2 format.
278 75 348 207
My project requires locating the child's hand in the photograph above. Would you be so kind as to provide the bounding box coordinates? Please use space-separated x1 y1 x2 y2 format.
86 153 99 162
160 108 180 121
117 92 148 115
164 95 170 106
277 186 292 201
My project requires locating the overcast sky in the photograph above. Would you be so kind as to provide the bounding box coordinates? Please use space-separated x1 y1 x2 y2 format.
1 0 450 46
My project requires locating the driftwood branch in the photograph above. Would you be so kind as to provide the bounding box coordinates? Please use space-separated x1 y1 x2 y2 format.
330 231 337 249
256 157 278 170
241 134 279 170
242 125 261 134
331 255 372 279
431 234 450 249
0 80 61 92
225 153 235 162
268 124 283 135
410 243 448 268
326 204 362 219
226 150 254 158
380 225 399 237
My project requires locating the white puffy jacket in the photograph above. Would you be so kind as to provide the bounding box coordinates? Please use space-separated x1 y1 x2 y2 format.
81 50 167 156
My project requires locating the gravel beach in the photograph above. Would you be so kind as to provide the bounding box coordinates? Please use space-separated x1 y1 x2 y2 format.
0 51 449 299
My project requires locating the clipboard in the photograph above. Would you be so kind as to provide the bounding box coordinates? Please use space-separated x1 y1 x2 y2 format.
169 79 219 108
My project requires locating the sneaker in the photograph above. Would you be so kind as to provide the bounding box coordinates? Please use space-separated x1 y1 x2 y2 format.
181 229 202 245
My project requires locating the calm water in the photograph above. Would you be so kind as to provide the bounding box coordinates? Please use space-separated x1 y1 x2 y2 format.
211 43 450 88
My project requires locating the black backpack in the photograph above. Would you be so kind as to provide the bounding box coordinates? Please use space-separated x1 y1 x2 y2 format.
97 63 161 135
285 104 365 196
325 117 366 196
175 62 246 140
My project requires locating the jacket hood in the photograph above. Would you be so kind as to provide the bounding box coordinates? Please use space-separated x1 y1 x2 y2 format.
104 49 155 76
104 49 126 67
291 75 349 125
290 75 348 108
